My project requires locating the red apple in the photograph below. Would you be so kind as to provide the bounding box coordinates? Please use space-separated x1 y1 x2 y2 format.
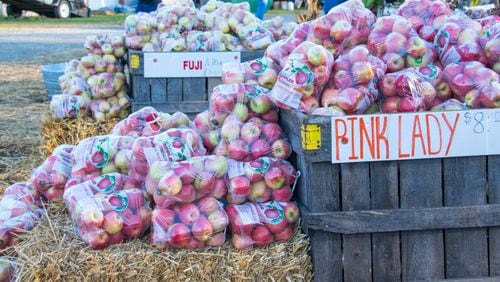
206 232 225 247
283 202 300 223
208 209 229 233
178 203 200 226
85 229 110 249
157 174 183 196
262 123 283 144
109 232 125 244
271 139 292 160
272 186 293 202
192 216 214 241
122 214 144 238
167 223 191 248
230 176 251 196
274 224 294 242
228 139 249 161
264 167 285 189
250 139 272 159
80 209 104 228
152 207 176 230
197 196 220 215
251 225 274 246
103 211 123 235
211 179 227 199
249 181 272 203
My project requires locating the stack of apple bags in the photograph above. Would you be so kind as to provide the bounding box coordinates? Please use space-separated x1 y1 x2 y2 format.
232 0 498 115
51 34 131 122
124 0 297 52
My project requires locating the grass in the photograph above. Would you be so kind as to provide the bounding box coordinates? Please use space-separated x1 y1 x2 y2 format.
0 13 128 27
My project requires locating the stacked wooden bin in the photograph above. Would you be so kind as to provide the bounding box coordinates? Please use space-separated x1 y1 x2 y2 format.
127 50 264 117
280 109 500 282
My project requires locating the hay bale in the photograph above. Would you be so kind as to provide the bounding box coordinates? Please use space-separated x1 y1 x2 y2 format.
14 203 313 281
40 114 120 157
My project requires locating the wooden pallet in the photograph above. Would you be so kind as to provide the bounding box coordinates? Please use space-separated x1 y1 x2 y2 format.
280 109 500 282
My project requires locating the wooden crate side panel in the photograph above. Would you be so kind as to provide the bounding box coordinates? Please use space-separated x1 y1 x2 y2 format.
166 78 182 102
341 163 372 282
400 159 444 281
301 159 342 282
131 75 151 103
444 157 488 278
370 161 401 282
207 78 222 99
489 156 500 276
150 79 167 103
132 101 208 115
182 78 207 101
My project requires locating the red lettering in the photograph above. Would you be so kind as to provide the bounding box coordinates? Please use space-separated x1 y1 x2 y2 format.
411 115 427 157
334 119 347 161
348 117 359 160
359 117 375 159
398 115 410 158
425 114 442 155
442 113 460 156
375 116 389 159
183 61 188 70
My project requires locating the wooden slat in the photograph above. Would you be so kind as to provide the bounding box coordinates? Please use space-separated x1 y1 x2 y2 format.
301 204 500 234
370 161 401 282
444 157 488 278
241 51 265 62
489 156 500 276
436 277 500 282
207 77 222 100
166 78 182 103
132 101 208 115
183 78 207 101
400 159 444 281
131 75 150 103
298 158 342 282
150 79 167 103
341 163 372 282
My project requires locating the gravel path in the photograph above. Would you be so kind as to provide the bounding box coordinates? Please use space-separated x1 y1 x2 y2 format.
0 25 122 63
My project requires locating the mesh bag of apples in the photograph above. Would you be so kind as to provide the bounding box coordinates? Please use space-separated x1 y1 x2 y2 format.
0 183 44 252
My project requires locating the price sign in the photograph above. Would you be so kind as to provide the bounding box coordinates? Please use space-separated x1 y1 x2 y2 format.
144 52 241 78
331 109 500 163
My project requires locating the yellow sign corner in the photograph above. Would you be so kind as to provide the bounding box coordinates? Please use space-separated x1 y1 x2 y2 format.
130 54 140 69
301 124 321 150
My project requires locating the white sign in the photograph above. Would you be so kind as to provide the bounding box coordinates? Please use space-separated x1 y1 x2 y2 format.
331 109 500 163
144 52 241 78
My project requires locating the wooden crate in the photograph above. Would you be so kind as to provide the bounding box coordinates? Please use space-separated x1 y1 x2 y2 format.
127 50 264 116
280 109 500 282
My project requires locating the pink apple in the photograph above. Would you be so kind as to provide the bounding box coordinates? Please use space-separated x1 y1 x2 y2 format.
351 61 375 84
240 121 262 144
380 75 397 97
451 74 474 100
232 234 254 250
122 214 144 238
392 17 412 37
436 82 452 100
178 203 200 226
264 167 285 189
193 171 215 195
330 20 352 42
157 174 183 196
383 53 405 73
249 94 273 114
85 229 110 249
167 223 191 248
348 46 370 63
385 32 407 53
399 97 419 112
262 123 283 144
271 139 291 160
211 179 227 199
249 181 272 203
283 202 300 223
251 225 274 246
272 186 293 202
80 209 104 228
103 211 123 235
152 207 176 230
208 209 229 233
197 196 220 215
307 45 328 66
274 225 294 242
230 176 251 196
250 139 272 160
192 216 214 242
406 37 427 58
228 139 249 161
109 232 125 245
206 232 225 247
381 96 401 113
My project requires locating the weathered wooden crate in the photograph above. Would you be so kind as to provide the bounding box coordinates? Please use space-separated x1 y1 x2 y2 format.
127 50 264 116
280 109 500 282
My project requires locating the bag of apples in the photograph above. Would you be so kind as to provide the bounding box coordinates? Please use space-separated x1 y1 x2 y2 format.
124 13 157 50
434 15 488 67
130 127 206 183
50 94 91 119
227 201 299 250
379 64 452 113
0 183 44 251
193 110 221 154
87 72 127 100
78 54 123 76
214 116 291 162
321 45 386 115
145 156 228 206
84 34 126 58
151 196 229 250
443 61 499 108
155 4 197 34
111 107 192 138
264 40 291 69
67 188 151 249
479 22 499 73
30 145 75 201
222 57 280 90
430 98 468 111
63 173 142 214
306 0 376 57
88 93 131 122
208 83 278 127
397 0 452 42
368 16 437 73
225 157 298 204
186 31 226 52
237 24 275 51
59 75 90 96
269 41 333 114
71 135 135 178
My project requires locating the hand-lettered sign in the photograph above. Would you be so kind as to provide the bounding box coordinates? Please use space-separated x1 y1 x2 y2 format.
331 109 500 163
144 52 241 78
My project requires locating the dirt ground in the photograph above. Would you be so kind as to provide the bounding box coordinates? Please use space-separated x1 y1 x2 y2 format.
0 25 122 191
